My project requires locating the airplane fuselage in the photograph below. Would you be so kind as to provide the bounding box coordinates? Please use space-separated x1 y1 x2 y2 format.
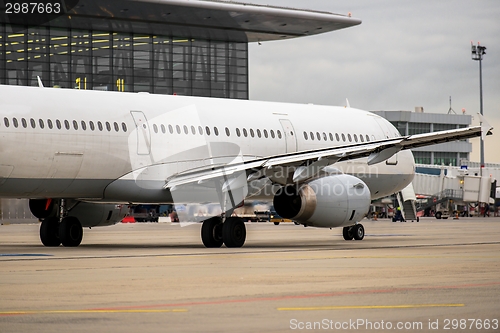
0 85 414 204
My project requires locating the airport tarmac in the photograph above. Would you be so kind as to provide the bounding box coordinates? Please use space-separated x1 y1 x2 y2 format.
1 218 499 333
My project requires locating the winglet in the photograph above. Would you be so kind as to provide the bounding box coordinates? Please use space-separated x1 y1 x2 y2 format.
37 76 44 88
477 113 493 140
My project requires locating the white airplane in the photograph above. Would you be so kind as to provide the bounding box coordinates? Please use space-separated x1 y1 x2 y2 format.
0 85 492 248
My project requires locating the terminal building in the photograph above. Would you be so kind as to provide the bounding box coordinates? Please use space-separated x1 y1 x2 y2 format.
372 109 472 166
0 0 359 99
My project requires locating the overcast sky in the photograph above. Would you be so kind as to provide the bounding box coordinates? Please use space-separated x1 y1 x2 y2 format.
247 0 500 164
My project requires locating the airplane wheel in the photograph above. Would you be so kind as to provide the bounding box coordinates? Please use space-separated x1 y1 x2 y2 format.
40 217 61 247
353 224 365 241
342 226 354 241
223 217 246 248
201 217 223 248
274 222 280 225
435 212 442 219
59 216 83 247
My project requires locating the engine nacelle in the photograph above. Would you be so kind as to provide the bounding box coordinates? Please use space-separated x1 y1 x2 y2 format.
67 202 128 227
273 174 371 228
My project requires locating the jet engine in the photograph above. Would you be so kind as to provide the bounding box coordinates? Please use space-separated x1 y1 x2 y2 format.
273 174 371 228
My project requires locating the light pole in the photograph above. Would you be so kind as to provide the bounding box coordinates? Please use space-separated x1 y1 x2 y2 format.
471 42 486 171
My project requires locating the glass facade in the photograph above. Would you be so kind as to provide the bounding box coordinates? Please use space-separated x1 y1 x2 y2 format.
434 152 458 166
0 24 248 99
413 151 432 165
408 122 431 135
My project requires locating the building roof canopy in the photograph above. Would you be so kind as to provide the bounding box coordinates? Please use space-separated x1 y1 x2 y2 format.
1 0 361 42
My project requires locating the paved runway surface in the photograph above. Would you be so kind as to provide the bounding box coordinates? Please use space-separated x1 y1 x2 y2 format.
1 218 500 332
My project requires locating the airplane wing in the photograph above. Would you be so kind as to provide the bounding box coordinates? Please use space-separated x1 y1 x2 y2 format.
164 122 492 190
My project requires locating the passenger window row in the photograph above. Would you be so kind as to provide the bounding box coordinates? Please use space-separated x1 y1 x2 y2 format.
152 124 283 140
3 117 128 133
303 131 370 143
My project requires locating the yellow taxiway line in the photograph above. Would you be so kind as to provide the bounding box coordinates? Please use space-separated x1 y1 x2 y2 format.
277 303 465 311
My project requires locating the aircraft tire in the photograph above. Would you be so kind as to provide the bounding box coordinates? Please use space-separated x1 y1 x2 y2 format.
40 217 61 247
201 217 223 248
59 216 83 247
342 226 354 241
222 217 246 248
353 224 365 241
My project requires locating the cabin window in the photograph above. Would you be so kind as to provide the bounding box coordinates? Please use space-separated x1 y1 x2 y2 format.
316 132 321 141
73 120 78 130
21 118 27 128
354 134 358 142
347 134 352 142
89 121 95 131
153 124 158 133
335 133 340 141
322 132 327 141
360 134 364 142
225 127 230 136
122 122 128 132
367 135 371 142
329 133 334 141
55 120 61 129
303 132 308 140
39 119 44 129
47 119 53 129
205 126 211 136
114 122 119 132
169 125 174 134
236 128 241 137
97 121 103 131
270 130 275 139
214 127 219 136
310 132 314 140
63 120 70 130
176 125 181 134
257 129 261 138
277 130 282 139
250 129 255 137
183 125 188 134
191 126 196 135
30 118 36 129
4 117 9 127
106 122 111 132
341 133 346 142
13 118 19 128
81 121 87 131
160 124 165 134
264 129 268 138
243 128 248 137
198 126 203 135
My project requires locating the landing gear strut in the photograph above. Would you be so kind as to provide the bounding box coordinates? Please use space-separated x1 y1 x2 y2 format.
201 216 246 248
342 224 364 241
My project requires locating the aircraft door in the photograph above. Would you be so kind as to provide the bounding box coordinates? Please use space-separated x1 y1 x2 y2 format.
374 117 398 165
279 119 297 153
130 111 151 155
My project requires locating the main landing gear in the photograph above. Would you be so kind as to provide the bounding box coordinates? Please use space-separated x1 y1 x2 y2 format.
39 199 83 247
201 216 246 248
40 216 84 247
342 224 365 241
